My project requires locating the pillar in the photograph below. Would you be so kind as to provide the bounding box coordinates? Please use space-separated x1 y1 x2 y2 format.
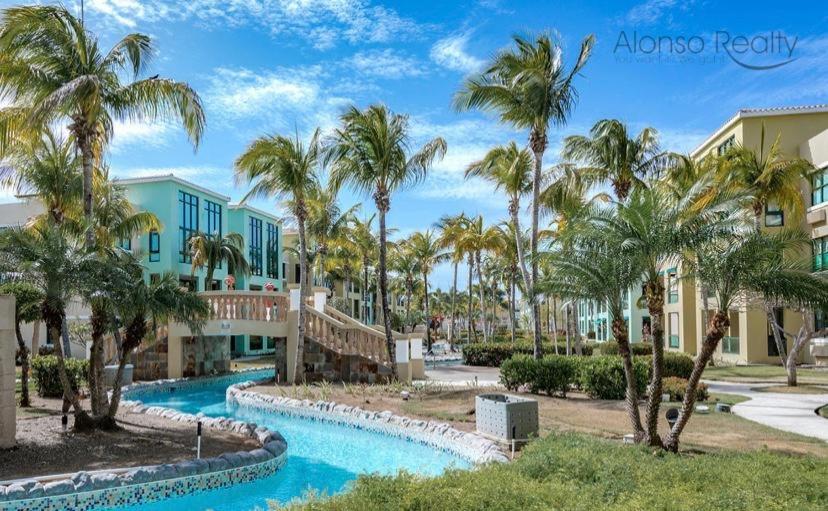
395 339 411 384
286 289 301 383
0 295 16 448
167 334 183 379
313 291 327 312
409 337 425 380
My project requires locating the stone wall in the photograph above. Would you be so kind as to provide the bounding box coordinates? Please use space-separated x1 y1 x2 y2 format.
302 339 390 384
0 295 14 449
131 339 168 381
183 335 231 377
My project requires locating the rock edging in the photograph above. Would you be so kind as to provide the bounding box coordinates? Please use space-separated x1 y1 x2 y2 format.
227 381 509 464
0 371 286 510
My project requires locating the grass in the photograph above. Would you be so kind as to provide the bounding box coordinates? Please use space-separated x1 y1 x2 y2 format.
708 392 750 405
704 365 828 383
752 385 828 394
819 406 827 419
278 431 828 511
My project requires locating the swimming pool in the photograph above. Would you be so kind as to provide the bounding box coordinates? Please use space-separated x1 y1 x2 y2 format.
101 372 470 511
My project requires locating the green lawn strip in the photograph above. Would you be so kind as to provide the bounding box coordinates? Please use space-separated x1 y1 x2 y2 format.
279 431 828 511
703 365 828 384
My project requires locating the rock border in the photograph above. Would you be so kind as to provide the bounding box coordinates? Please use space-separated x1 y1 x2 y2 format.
0 370 286 510
227 381 509 464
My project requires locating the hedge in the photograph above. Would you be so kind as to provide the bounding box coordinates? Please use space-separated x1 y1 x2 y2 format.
463 342 594 367
30 355 88 398
500 355 578 397
662 377 709 402
576 356 649 400
284 431 828 511
640 353 695 379
599 340 653 356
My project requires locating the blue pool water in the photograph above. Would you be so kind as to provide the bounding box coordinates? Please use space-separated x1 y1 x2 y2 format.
101 373 469 511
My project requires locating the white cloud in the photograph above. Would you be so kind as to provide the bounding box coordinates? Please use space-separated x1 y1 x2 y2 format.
430 32 484 74
348 49 426 80
114 165 226 180
625 0 679 25
85 0 427 50
207 67 322 120
110 119 177 153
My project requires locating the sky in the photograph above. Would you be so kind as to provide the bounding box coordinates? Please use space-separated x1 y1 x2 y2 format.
1 0 827 289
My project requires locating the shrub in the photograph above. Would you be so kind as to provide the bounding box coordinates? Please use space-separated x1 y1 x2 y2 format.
599 340 652 356
463 342 592 367
662 377 709 402
500 354 578 397
37 345 55 356
30 355 88 398
639 352 695 379
576 356 648 400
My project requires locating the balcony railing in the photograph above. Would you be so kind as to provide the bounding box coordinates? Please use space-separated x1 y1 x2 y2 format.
199 290 289 323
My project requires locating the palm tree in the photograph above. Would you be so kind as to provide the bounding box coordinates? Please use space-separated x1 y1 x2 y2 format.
304 184 358 287
435 213 468 349
409 230 448 351
327 104 446 374
235 130 322 383
108 267 208 419
561 119 662 201
494 223 522 343
465 142 533 334
350 214 380 323
454 215 503 343
543 224 646 440
389 243 420 333
590 185 745 446
0 282 42 407
455 32 594 350
0 224 96 428
664 228 828 451
0 5 204 249
188 231 250 290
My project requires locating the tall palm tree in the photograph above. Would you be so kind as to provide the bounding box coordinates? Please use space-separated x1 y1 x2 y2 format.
327 104 446 374
304 184 358 287
188 231 250 290
350 214 380 323
465 142 533 320
561 119 662 201
389 243 420 333
454 215 503 343
409 230 448 351
495 222 522 343
455 32 594 350
235 130 322 383
435 213 468 348
0 5 204 249
665 228 828 451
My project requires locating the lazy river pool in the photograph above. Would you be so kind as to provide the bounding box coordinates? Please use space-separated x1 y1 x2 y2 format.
100 371 470 511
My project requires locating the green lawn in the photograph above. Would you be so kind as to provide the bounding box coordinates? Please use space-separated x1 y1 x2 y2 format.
708 392 750 405
703 365 828 383
280 431 828 511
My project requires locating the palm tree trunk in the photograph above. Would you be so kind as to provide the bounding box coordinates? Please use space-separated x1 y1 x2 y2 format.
509 276 516 344
529 140 544 354
423 273 431 351
43 303 88 423
61 317 72 358
77 129 95 250
376 202 396 377
362 259 370 323
551 296 558 343
509 199 532 300
467 254 475 342
643 279 666 446
612 317 644 441
449 260 458 348
765 306 787 366
14 318 30 407
564 304 571 355
476 252 488 343
294 210 309 384
663 310 729 452
88 303 109 416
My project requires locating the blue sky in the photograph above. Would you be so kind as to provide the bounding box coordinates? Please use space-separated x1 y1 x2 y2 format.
2 0 827 289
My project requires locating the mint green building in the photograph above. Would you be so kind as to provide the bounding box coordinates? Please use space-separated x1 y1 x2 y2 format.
577 286 651 344
116 175 284 357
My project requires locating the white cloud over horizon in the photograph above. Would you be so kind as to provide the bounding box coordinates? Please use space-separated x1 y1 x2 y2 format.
430 32 485 73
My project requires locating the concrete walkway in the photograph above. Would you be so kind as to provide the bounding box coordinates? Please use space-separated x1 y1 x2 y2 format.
705 381 828 442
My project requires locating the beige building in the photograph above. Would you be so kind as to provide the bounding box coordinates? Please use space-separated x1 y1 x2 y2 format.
681 105 828 364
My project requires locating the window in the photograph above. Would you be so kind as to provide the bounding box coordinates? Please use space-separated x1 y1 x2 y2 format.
668 312 680 348
118 237 132 251
179 275 197 292
282 262 286 280
294 263 301 284
722 310 740 354
149 230 160 262
205 200 222 236
249 217 263 276
178 191 199 263
267 222 279 279
717 135 735 156
765 203 784 227
813 169 828 206
266 337 275 350
816 309 828 331
814 236 828 272
250 335 264 351
667 271 679 304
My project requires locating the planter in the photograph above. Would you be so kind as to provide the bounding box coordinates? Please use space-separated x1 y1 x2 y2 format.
475 393 538 442
104 364 133 388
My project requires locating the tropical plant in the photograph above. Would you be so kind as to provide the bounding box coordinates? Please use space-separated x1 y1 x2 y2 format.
0 5 204 249
665 228 828 451
304 184 358 286
561 119 662 201
350 214 381 323
0 281 43 407
389 243 420 333
188 231 250 289
327 104 446 374
435 213 468 348
455 31 594 351
408 230 448 350
235 129 322 383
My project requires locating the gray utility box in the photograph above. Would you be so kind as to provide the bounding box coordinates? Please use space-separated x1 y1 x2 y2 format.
475 393 538 442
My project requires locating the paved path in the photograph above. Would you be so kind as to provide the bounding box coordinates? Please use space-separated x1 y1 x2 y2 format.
705 381 828 441
424 364 501 386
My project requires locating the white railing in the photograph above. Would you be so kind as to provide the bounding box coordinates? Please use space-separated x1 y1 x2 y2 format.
305 306 390 366
199 291 289 323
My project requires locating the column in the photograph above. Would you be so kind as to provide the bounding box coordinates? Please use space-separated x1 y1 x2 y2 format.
395 339 411 384
0 295 16 448
409 337 425 380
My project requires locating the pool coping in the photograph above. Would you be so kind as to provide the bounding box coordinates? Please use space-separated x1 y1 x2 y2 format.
0 369 286 510
227 381 509 464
